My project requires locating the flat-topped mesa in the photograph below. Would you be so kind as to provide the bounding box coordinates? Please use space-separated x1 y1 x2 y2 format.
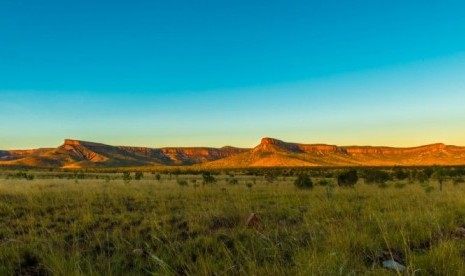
259 138 345 154
299 144 347 154
257 138 302 153
63 139 92 147
344 143 447 155
63 139 107 147
260 137 285 145
160 147 245 157
257 138 450 155
1 137 465 168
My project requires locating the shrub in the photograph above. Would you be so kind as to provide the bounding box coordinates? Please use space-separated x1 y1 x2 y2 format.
415 171 429 183
294 173 313 189
337 170 358 187
433 166 446 191
364 169 391 184
134 172 144 180
177 179 188 187
264 172 277 183
449 167 465 177
394 169 409 180
202 172 216 185
122 172 132 183
423 167 434 178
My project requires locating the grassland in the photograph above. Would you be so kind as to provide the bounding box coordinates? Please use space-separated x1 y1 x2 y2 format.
1 169 465 275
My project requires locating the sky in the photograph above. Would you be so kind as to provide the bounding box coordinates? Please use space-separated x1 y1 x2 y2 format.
1 0 465 149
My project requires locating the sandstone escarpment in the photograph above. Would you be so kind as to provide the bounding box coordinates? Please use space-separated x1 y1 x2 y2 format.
2 137 465 168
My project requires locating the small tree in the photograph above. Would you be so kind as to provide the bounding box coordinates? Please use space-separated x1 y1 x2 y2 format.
364 169 390 185
202 172 216 185
123 172 132 184
423 167 434 178
294 173 313 189
394 168 409 180
134 172 144 181
337 170 358 187
433 166 446 192
415 171 429 184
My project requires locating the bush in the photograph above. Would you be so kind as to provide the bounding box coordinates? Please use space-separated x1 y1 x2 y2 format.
134 172 144 180
337 170 358 187
423 167 434 178
449 168 465 177
394 169 409 180
202 172 216 185
294 174 313 189
264 172 277 183
415 171 429 183
177 179 188 187
364 169 391 184
122 172 132 183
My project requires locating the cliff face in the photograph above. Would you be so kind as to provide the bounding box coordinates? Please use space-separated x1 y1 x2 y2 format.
1 137 465 168
60 140 109 162
0 139 248 168
256 138 450 156
344 143 447 155
119 145 247 165
206 138 465 168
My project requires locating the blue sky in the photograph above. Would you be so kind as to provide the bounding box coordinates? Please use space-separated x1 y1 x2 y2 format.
1 1 465 149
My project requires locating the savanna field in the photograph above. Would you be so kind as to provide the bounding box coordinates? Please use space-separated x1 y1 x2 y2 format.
1 168 465 275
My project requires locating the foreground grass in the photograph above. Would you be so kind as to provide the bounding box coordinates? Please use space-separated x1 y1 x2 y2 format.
1 176 465 275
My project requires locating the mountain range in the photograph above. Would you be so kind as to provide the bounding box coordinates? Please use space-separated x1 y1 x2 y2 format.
1 138 465 168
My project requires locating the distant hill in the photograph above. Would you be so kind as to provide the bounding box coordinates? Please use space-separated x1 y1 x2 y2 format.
1 137 465 168
205 138 465 167
0 139 247 168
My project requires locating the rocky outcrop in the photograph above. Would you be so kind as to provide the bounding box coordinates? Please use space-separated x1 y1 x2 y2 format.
255 138 452 156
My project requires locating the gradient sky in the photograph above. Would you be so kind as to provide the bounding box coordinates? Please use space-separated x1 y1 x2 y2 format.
1 0 465 149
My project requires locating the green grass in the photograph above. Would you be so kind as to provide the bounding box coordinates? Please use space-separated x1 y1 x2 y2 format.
1 173 465 275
